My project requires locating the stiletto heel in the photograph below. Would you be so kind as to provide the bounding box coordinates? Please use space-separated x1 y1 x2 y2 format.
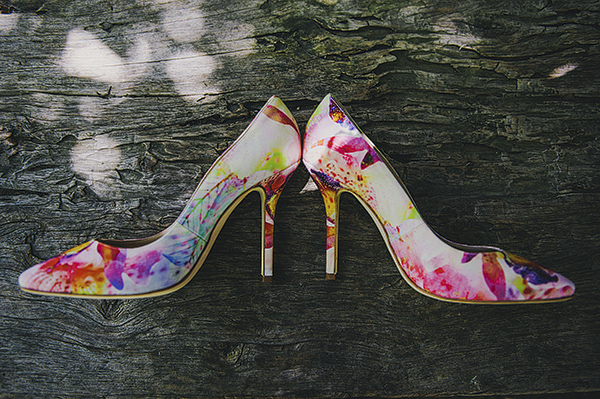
304 94 575 303
257 170 292 282
311 177 341 279
19 96 301 297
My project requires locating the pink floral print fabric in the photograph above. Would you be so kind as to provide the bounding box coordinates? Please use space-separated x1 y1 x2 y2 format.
19 97 301 296
303 94 575 302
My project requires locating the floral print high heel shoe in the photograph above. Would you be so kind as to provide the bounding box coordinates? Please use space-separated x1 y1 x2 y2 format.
19 96 301 298
303 94 575 303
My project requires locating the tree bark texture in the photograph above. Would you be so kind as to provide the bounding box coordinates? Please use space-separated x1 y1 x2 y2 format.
1 0 599 397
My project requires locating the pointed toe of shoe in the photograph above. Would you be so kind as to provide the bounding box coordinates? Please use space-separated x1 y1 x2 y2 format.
539 272 576 301
18 241 107 296
18 263 39 291
502 253 576 302
19 257 74 294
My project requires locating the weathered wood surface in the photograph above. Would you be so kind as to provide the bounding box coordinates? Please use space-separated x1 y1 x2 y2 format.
1 0 599 397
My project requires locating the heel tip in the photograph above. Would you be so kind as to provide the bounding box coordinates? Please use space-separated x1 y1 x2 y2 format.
326 273 336 280
262 276 273 283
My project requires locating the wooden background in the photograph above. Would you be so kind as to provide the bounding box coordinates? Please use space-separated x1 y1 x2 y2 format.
1 0 599 397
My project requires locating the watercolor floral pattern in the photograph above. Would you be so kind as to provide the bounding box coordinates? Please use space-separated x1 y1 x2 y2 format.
19 97 301 296
303 94 575 302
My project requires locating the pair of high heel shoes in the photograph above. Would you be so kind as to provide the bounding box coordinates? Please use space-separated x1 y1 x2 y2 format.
19 95 575 303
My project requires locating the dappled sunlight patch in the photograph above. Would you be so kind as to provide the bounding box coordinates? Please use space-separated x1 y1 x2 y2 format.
433 18 479 50
299 177 318 194
59 29 152 120
160 5 205 43
71 135 123 199
60 28 128 86
215 21 257 56
127 36 152 81
163 48 219 102
549 63 578 79
0 12 18 34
